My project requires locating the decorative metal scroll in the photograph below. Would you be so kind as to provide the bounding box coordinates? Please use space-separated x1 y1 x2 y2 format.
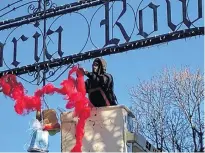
0 0 204 84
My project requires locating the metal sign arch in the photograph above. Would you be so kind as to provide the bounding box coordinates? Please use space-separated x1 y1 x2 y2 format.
0 0 203 84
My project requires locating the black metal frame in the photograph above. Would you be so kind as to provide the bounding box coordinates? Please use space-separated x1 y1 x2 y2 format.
0 27 203 77
0 0 114 31
0 0 204 83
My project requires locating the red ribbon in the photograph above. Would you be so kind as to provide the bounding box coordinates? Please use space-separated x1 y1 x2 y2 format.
0 65 91 152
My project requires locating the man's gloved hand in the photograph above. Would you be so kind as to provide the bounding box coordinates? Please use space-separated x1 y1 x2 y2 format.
78 68 89 75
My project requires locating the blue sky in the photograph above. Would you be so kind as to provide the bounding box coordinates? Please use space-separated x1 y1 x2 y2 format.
0 0 204 152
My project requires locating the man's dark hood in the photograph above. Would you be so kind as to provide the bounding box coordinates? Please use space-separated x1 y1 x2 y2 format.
93 58 107 75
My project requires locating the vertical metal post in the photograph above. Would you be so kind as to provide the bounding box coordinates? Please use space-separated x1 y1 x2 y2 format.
35 0 49 126
42 0 49 110
38 0 42 11
43 0 46 87
35 0 47 137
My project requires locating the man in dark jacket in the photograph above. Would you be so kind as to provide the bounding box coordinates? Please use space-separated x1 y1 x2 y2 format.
80 58 118 107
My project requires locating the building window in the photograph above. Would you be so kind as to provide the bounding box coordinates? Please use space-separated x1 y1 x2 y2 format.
146 141 151 150
127 143 132 152
127 116 134 132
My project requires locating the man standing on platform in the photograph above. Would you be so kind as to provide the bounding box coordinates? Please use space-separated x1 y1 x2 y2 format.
80 58 118 107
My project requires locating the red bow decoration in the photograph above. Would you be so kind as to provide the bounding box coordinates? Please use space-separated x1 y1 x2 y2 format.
0 65 91 152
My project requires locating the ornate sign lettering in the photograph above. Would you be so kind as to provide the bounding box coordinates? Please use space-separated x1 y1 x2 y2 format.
33 32 41 62
11 35 28 67
166 0 202 31
47 26 64 57
0 0 203 80
138 2 159 38
100 1 120 46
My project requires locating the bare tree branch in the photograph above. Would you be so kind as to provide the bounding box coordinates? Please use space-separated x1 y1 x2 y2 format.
130 67 204 152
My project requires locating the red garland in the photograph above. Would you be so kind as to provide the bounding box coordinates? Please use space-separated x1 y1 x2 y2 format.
68 66 91 152
0 66 91 152
0 74 41 114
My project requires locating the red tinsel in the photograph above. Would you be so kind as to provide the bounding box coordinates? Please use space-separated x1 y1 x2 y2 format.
0 65 91 152
65 66 91 152
0 74 41 114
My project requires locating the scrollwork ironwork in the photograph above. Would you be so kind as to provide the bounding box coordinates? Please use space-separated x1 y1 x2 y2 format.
45 64 73 83
45 0 57 10
28 3 40 14
0 0 204 85
0 1 40 18
0 0 58 17
89 0 136 49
